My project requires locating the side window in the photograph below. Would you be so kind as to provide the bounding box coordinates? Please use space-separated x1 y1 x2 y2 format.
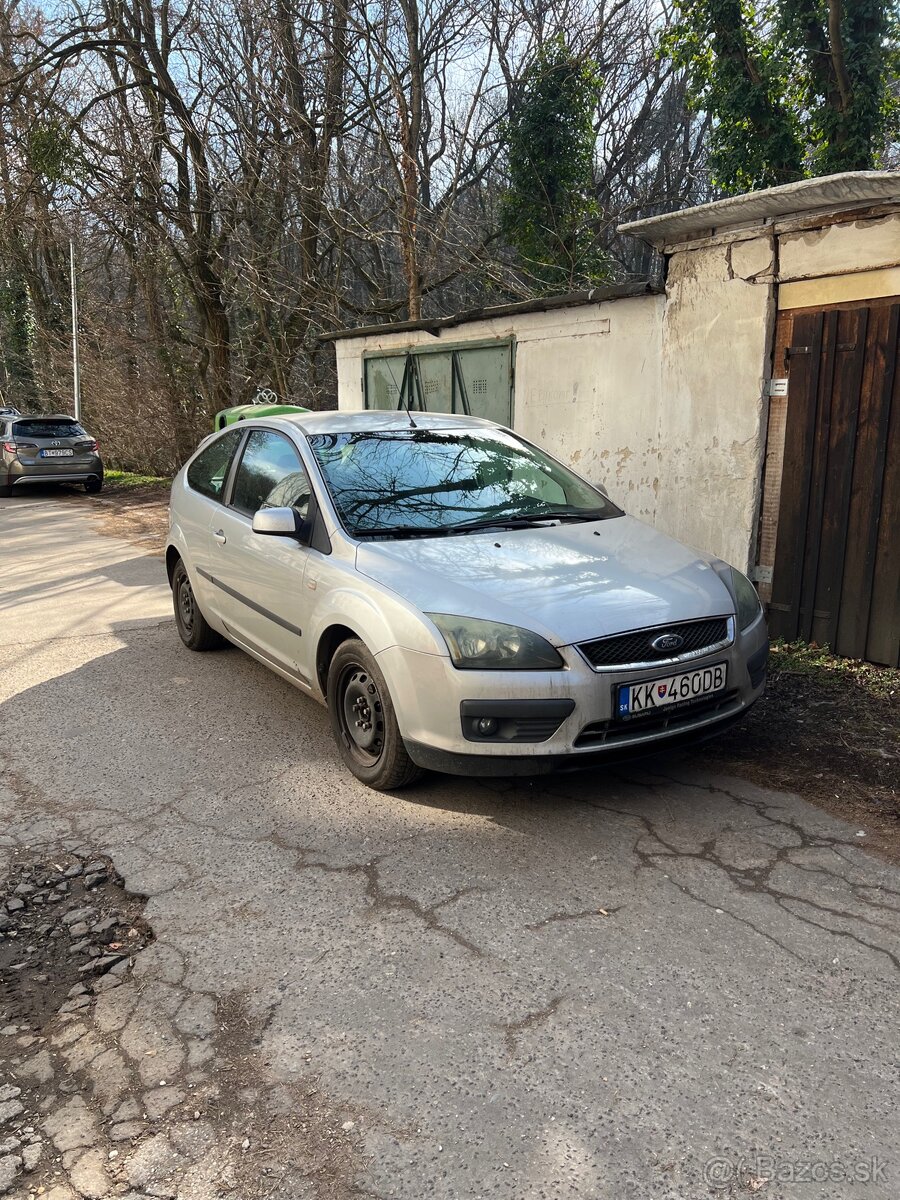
231 430 311 518
186 429 242 501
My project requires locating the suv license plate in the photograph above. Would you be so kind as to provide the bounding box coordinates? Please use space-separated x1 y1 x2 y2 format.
617 663 727 717
41 448 74 457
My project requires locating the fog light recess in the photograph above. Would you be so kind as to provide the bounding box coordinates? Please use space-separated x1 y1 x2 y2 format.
460 699 576 744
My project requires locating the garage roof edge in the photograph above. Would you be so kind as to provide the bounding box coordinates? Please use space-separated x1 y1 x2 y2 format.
618 171 900 248
319 282 661 342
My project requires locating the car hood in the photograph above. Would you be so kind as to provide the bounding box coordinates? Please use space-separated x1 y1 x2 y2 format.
355 515 735 645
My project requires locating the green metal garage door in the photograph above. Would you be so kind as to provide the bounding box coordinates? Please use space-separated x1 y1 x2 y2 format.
363 342 513 426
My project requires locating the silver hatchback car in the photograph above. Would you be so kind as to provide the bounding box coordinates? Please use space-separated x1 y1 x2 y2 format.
166 411 768 789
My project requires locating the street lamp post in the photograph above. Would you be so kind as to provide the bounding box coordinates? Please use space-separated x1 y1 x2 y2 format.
69 238 81 422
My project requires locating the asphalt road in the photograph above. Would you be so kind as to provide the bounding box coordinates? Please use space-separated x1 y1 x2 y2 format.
2 492 898 1200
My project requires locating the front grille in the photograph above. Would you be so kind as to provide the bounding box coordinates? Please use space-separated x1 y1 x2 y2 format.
574 690 742 747
578 617 730 670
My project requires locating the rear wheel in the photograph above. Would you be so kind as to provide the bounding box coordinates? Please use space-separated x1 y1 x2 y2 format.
172 559 224 651
326 639 423 790
84 477 103 494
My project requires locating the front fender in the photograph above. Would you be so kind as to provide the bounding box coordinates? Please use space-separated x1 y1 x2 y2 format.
305 566 447 700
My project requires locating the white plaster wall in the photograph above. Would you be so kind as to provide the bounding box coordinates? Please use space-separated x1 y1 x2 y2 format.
332 207 900 573
335 339 367 409
657 239 775 570
335 273 772 569
334 295 665 524
778 211 900 280
510 295 663 522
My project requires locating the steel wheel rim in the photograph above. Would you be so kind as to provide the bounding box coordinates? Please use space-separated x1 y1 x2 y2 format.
177 575 195 633
339 664 385 765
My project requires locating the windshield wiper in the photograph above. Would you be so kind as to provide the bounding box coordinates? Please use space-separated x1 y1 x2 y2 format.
445 507 613 533
355 524 448 540
355 507 616 540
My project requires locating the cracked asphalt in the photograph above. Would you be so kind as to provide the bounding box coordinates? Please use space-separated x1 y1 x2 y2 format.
1 493 898 1200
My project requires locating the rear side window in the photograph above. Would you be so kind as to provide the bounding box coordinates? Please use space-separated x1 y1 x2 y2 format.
13 420 85 439
186 429 242 501
231 430 310 517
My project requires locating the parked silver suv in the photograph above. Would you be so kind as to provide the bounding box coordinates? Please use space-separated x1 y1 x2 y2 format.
0 415 104 497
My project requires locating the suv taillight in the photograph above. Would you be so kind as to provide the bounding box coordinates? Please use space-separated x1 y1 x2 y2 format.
2 441 16 453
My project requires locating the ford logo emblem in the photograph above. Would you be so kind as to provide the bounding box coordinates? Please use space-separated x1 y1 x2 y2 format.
651 633 684 652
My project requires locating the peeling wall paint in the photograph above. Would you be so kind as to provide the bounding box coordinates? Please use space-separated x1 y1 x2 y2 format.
334 202 900 575
778 212 900 280
335 281 761 566
657 240 774 569
335 295 666 527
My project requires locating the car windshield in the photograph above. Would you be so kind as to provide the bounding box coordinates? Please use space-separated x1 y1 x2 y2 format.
13 420 86 439
308 427 622 537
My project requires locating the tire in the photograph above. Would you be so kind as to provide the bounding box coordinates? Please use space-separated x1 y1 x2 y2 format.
326 638 424 790
84 477 103 494
0 485 12 498
171 559 224 651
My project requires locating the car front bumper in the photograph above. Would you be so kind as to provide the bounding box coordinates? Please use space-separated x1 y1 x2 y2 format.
377 612 768 777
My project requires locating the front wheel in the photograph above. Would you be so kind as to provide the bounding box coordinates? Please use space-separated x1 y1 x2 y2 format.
172 559 224 651
0 485 11 498
326 639 423 790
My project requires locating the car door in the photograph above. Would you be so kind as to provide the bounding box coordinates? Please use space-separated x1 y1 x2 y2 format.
209 428 315 682
179 428 244 613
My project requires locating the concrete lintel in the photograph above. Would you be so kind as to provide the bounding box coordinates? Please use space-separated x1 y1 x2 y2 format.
619 171 900 249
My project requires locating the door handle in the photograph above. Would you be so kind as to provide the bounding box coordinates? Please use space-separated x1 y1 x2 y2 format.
213 529 226 545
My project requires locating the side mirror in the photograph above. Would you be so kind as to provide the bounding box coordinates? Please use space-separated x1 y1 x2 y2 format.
252 507 304 538
593 481 610 499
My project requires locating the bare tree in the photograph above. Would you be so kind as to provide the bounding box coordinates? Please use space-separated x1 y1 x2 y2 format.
0 0 712 467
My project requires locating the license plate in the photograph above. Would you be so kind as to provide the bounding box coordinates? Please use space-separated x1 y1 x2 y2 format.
617 662 727 717
41 448 74 457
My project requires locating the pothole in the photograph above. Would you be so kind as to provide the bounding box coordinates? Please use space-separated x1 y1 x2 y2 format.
1 850 153 1028
0 850 154 1197
0 853 381 1198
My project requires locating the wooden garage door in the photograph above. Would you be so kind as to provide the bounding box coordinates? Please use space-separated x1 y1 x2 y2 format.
768 300 900 666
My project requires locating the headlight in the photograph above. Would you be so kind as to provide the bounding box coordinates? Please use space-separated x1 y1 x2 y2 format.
426 614 564 670
730 568 762 631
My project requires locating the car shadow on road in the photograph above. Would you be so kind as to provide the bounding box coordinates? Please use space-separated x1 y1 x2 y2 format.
4 614 886 935
1 613 857 851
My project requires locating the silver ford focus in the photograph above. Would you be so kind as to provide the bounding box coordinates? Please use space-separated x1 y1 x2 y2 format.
166 411 768 789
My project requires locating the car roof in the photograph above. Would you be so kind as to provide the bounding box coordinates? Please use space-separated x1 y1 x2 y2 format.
12 413 82 421
267 409 502 435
